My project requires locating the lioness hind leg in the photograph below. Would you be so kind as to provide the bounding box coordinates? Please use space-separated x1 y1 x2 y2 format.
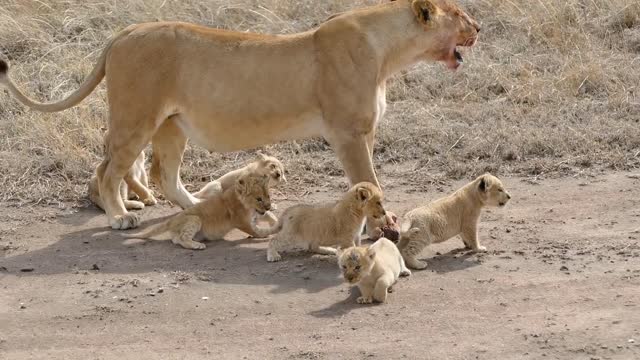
171 215 205 250
151 118 200 209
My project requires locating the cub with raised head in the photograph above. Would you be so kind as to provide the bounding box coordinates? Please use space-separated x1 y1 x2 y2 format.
192 152 285 225
338 238 411 304
397 173 511 269
126 173 274 250
266 182 385 262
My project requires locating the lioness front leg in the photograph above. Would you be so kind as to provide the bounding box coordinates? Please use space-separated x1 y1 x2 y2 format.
151 118 200 209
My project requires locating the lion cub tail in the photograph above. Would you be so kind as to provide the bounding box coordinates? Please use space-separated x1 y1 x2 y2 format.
124 221 171 240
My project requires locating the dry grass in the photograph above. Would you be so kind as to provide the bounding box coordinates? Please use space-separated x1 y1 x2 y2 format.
0 0 639 204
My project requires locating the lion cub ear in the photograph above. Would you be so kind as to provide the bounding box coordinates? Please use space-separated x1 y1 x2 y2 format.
411 0 439 25
236 177 248 194
478 176 487 192
366 246 376 260
256 150 268 161
356 186 372 202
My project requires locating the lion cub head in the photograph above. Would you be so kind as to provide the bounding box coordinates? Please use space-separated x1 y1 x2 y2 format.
337 246 376 284
255 152 286 188
475 173 511 207
235 173 272 215
351 182 386 220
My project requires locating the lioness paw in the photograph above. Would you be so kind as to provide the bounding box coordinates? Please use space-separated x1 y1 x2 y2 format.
110 213 140 230
357 296 373 304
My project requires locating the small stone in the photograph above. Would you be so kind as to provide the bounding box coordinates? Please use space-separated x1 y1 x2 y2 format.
19 303 26 309
157 288 164 293
20 267 34 272
560 266 569 271
202 297 209 300
629 339 635 343
91 264 100 271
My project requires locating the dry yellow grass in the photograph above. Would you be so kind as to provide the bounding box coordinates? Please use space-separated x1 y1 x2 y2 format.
0 0 639 204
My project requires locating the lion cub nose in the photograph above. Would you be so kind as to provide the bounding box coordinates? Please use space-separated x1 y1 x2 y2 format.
506 193 511 200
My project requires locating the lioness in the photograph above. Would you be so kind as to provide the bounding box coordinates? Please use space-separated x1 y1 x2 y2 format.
397 173 511 269
338 238 411 304
266 182 385 262
0 0 480 230
125 173 273 250
89 151 156 210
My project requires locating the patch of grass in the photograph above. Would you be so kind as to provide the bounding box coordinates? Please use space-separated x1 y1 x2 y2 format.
0 0 639 204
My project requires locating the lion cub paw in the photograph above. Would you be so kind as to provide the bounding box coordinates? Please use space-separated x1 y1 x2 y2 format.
142 195 157 206
473 245 487 253
267 251 282 262
357 296 373 304
110 213 140 230
400 269 412 277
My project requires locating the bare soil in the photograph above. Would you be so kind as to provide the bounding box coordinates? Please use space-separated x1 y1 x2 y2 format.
1 172 639 359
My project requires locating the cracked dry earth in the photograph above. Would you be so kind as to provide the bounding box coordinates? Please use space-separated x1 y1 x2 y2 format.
1 172 639 359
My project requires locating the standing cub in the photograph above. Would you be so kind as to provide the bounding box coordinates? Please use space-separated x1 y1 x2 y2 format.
126 173 273 250
398 173 511 269
266 182 385 262
89 151 156 211
338 238 411 304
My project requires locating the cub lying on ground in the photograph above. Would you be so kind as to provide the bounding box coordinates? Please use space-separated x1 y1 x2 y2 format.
266 182 385 262
89 151 156 211
397 173 511 269
126 173 273 250
338 238 411 304
193 152 285 225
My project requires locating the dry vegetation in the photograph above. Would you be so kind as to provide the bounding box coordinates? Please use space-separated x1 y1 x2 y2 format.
0 0 639 205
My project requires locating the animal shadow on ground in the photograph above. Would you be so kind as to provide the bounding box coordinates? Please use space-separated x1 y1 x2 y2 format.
424 247 482 274
0 207 342 294
308 285 364 318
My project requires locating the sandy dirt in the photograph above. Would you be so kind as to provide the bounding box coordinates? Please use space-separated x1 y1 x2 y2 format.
1 173 639 360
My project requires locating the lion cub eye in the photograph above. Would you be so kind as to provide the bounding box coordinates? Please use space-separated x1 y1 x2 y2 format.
342 265 347 270
256 197 263 202
355 265 361 271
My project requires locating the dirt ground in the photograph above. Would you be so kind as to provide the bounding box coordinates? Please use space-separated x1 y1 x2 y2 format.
1 172 639 360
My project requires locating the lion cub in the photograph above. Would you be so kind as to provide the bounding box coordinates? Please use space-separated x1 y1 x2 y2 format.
89 151 156 211
193 152 285 225
194 152 285 198
397 173 511 269
266 182 385 262
338 238 411 304
126 173 273 250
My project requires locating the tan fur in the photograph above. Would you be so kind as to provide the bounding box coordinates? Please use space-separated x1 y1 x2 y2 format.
397 173 511 269
338 238 411 304
192 152 285 226
89 151 156 211
266 182 385 262
125 173 273 250
0 0 480 230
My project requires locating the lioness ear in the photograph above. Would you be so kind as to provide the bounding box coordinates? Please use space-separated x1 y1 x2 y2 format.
411 0 438 25
357 187 372 202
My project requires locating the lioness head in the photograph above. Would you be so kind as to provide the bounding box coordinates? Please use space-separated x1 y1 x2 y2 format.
337 246 376 284
351 182 386 220
393 0 481 70
476 173 511 207
255 152 286 188
235 173 272 215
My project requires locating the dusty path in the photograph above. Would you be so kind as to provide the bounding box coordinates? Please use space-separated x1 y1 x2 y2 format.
1 173 639 359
